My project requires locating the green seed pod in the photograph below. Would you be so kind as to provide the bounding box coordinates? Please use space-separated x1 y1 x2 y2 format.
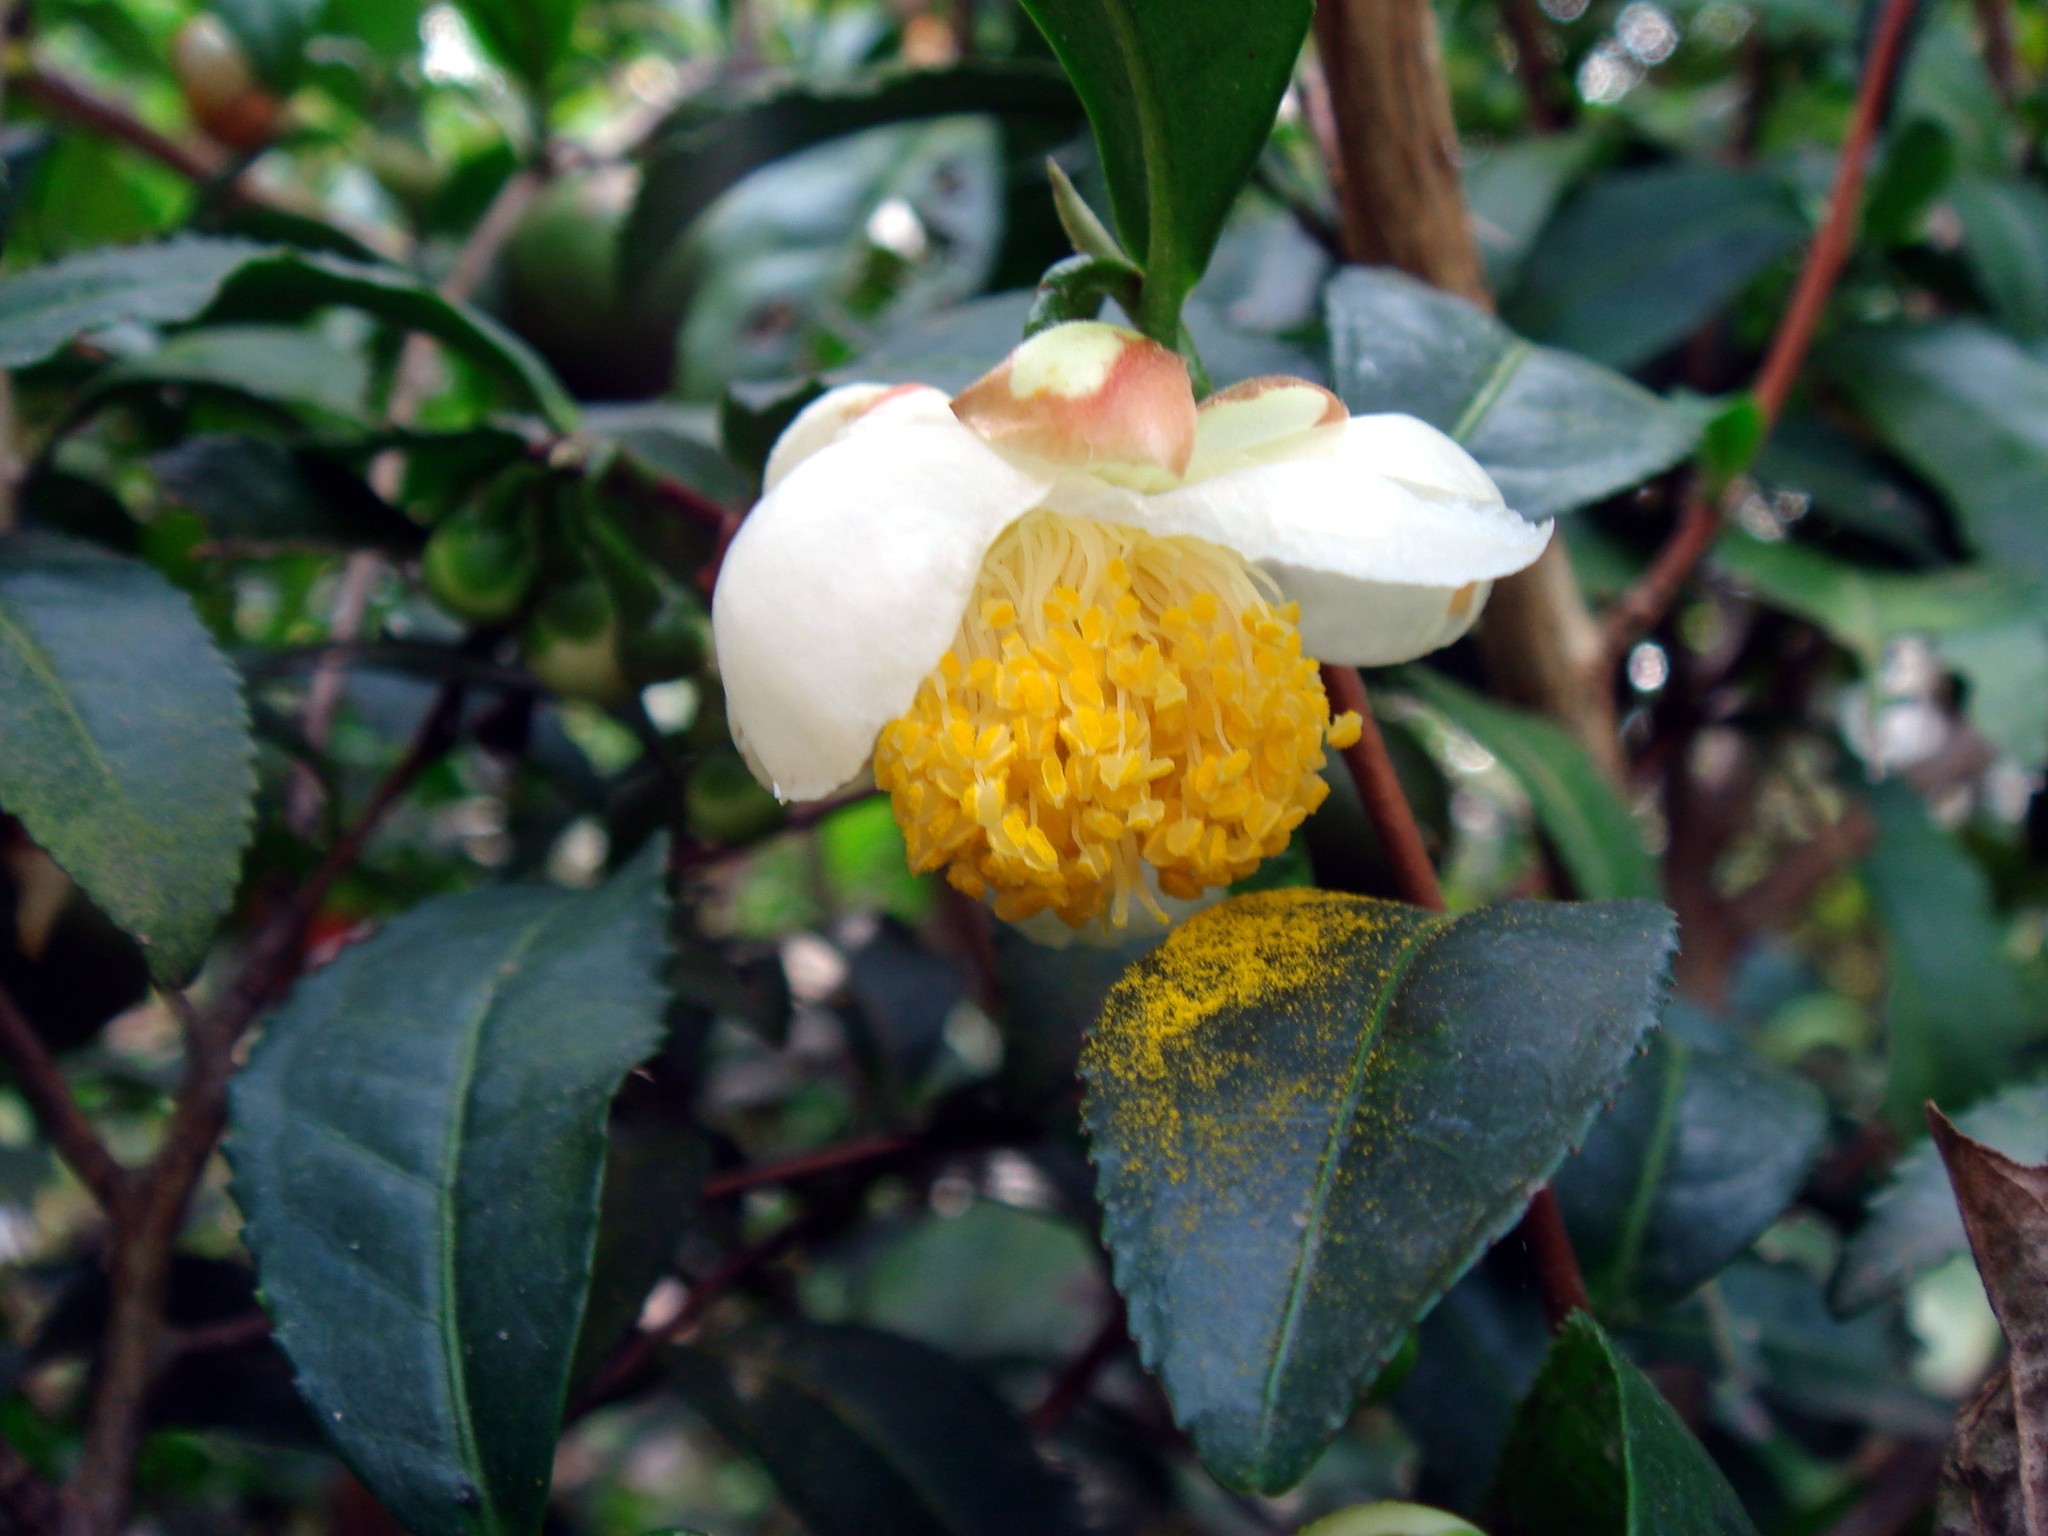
423 469 543 624
521 535 630 707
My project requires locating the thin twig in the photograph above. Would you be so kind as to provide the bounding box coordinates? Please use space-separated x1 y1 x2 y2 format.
1604 0 1922 664
1498 0 1566 132
1321 665 1445 910
0 1442 61 1536
1321 665 1591 1325
13 59 225 182
1029 1298 1129 1434
0 982 126 1208
577 1213 818 1416
62 686 467 1533
699 1133 917 1200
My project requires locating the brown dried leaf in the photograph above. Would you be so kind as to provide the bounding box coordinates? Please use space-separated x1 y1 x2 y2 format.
1930 1106 2048 1535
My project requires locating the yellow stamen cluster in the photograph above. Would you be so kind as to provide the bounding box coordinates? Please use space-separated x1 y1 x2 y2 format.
872 510 1363 933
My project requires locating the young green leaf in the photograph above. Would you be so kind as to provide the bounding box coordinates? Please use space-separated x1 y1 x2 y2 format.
228 862 669 1536
1490 1313 1761 1535
1083 889 1674 1493
1401 668 1658 900
620 63 1078 295
454 0 576 97
1015 0 1313 341
0 238 575 429
668 1322 1087 1536
1557 1029 1827 1315
1826 323 2048 587
1863 782 2040 1128
1502 164 1804 372
1326 268 1698 520
0 533 254 984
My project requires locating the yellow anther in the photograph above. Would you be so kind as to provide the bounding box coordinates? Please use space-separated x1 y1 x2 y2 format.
1328 710 1363 749
870 509 1343 934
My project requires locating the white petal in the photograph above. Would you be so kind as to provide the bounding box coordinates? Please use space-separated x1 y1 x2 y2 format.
762 382 954 493
1124 413 1550 665
714 414 1053 801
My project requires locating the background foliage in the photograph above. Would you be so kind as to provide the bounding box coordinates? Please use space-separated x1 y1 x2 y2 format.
0 0 2044 1530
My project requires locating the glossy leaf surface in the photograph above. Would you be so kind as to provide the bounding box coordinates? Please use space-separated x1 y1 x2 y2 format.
0 533 252 982
229 865 668 1536
1084 889 1674 1492
1326 267 1697 520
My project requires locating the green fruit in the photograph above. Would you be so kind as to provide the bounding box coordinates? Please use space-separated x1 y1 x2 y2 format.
687 750 785 845
522 556 629 706
423 476 541 624
496 168 691 399
621 581 710 684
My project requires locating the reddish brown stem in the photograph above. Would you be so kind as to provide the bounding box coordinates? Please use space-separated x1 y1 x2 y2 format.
1521 1186 1591 1327
62 686 466 1534
1498 0 1566 132
1606 0 1921 663
1029 1299 1129 1434
1320 665 1445 911
1601 486 1719 662
0 982 127 1207
1751 0 1918 426
699 1133 917 1199
14 60 225 182
1319 666 1590 1326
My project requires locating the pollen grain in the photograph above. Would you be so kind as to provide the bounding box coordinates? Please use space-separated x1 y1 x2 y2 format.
872 510 1359 933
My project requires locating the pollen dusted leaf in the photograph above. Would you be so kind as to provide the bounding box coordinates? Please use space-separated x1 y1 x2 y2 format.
1082 889 1674 1493
1325 268 1698 521
0 532 254 984
227 860 668 1536
1014 0 1313 337
1489 1313 1762 1536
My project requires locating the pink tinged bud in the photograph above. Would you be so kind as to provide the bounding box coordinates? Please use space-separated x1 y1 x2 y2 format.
951 321 1198 482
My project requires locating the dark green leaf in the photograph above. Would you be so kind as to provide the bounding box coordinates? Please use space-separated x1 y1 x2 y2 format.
150 435 423 551
621 63 1077 294
1014 0 1312 338
1326 268 1698 520
228 862 669 1536
1862 119 1955 248
0 238 574 429
1084 890 1674 1492
1715 531 2048 768
1490 1313 1761 1536
214 0 325 90
1951 176 2048 337
1466 130 1604 293
79 324 370 420
454 0 574 95
1503 165 1805 371
1834 1078 2048 1313
1401 668 1658 900
1826 322 2048 586
1557 1028 1827 1314
0 533 253 983
1863 781 2041 1128
1752 410 1943 559
1639 1261 1950 1437
667 1321 1086 1536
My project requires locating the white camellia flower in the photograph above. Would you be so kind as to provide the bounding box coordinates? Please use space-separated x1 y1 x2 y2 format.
712 321 1551 934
